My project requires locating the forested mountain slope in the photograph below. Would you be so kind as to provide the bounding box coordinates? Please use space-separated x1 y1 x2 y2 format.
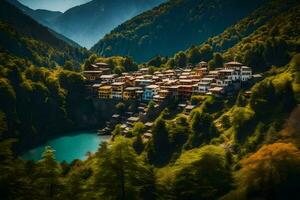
92 0 267 62
0 0 89 67
150 0 300 73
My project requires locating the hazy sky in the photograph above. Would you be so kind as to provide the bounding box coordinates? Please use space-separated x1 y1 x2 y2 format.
19 0 92 12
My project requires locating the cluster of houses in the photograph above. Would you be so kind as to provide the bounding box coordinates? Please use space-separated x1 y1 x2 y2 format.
84 61 254 103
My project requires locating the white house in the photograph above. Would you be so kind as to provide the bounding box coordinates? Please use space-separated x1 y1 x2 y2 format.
241 66 252 81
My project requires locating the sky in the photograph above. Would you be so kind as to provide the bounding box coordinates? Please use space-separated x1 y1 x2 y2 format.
19 0 92 12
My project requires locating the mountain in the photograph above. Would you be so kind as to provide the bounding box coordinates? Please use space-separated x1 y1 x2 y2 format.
7 0 165 48
220 0 300 71
6 0 82 47
91 0 268 62
6 0 62 26
0 0 89 67
139 0 300 73
51 0 165 48
164 0 300 72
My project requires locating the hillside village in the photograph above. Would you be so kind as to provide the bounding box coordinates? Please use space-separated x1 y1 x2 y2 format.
83 60 259 136
84 61 256 102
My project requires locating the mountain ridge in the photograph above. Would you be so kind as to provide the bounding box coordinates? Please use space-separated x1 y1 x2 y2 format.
0 0 88 67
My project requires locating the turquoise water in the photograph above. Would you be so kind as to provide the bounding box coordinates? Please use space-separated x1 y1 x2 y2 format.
21 131 110 163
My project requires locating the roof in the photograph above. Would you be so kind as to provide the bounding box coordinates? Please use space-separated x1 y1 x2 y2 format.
139 68 149 71
219 69 235 73
145 122 153 127
83 71 103 73
99 85 112 89
253 74 263 78
112 82 125 86
165 69 175 73
225 61 243 66
146 85 159 89
202 77 215 81
209 87 224 92
125 87 142 91
95 62 109 66
209 70 219 74
100 74 117 79
127 117 139 122
92 84 101 87
143 133 153 137
185 105 195 110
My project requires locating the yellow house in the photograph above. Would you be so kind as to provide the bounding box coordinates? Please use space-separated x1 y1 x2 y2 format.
99 86 112 99
112 82 125 99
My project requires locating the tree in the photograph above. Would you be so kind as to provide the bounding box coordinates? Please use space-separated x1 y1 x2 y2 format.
174 51 187 68
64 173 84 200
133 134 144 154
0 111 7 138
123 56 138 72
187 46 201 64
148 118 171 165
148 56 164 67
169 145 233 200
209 53 224 70
94 138 156 200
64 60 74 71
132 122 146 136
226 143 300 200
115 102 126 116
185 111 217 149
199 44 213 61
33 146 63 200
0 140 31 200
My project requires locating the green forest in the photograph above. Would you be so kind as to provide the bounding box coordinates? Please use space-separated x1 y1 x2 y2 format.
92 0 266 62
1 0 300 199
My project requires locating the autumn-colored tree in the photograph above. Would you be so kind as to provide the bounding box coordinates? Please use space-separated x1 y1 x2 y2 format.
227 143 300 200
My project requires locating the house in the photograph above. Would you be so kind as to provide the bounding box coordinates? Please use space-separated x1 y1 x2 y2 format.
197 61 208 68
167 85 180 100
207 70 219 78
153 89 169 103
195 67 208 77
225 61 243 70
100 74 118 84
143 132 153 139
91 84 101 97
127 117 140 127
123 87 143 100
185 105 195 114
208 87 225 97
178 85 193 100
143 85 159 101
83 71 102 81
99 86 112 99
111 82 125 99
135 79 153 88
195 82 211 94
139 68 149 75
241 66 252 81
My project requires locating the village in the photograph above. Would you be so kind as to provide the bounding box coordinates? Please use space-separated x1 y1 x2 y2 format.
83 60 259 138
84 61 255 101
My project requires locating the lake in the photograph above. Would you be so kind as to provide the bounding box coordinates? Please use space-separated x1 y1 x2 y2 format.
21 131 110 163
